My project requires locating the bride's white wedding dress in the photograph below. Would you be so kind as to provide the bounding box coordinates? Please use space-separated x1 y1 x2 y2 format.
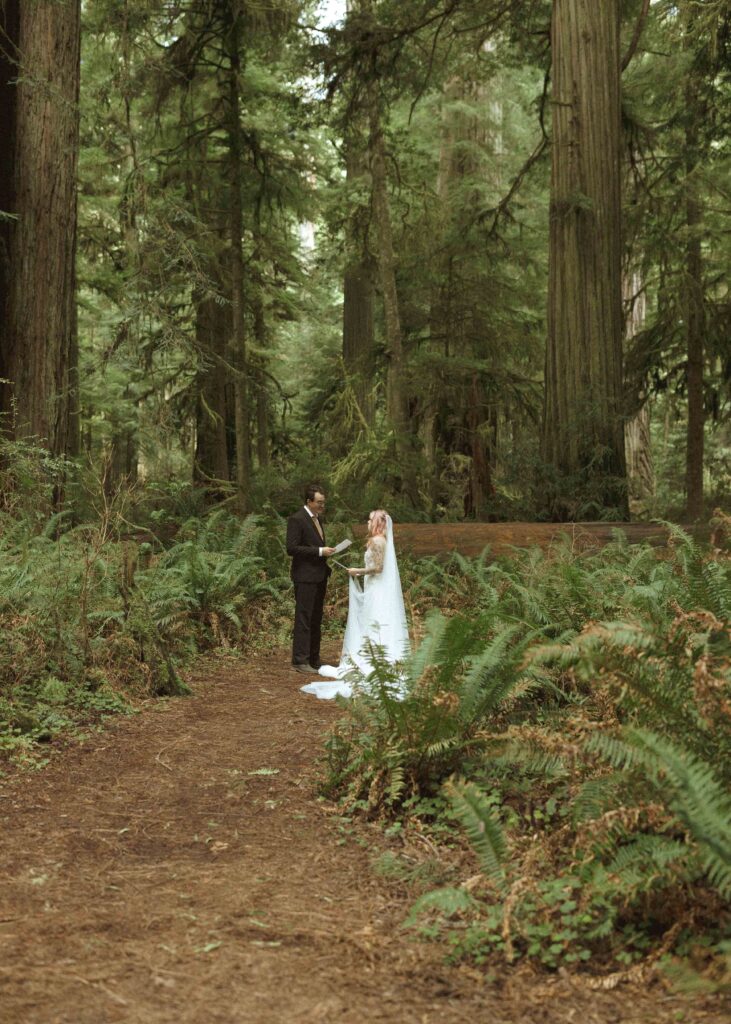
300 515 410 700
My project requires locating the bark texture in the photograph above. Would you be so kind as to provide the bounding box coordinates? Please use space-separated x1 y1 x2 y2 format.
543 0 627 514
623 274 654 507
431 75 499 520
0 0 81 454
0 0 19 407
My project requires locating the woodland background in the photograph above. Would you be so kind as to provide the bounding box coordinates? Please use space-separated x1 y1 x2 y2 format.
0 0 729 523
0 0 730 998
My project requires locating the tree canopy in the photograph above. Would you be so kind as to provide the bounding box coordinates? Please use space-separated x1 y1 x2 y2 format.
0 0 728 521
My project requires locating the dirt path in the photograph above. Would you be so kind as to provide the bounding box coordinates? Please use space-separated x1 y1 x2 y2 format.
0 651 726 1024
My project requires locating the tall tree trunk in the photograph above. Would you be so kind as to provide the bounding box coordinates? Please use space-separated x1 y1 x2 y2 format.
252 283 270 470
464 374 495 519
624 404 653 508
430 74 498 519
342 123 375 429
194 291 231 486
684 67 705 521
0 0 19 424
225 0 250 511
108 392 138 491
424 81 458 514
67 298 81 458
623 272 654 508
250 207 270 470
543 0 627 517
0 0 81 455
367 87 408 440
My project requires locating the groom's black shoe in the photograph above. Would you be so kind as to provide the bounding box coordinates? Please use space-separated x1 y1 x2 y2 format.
293 662 317 674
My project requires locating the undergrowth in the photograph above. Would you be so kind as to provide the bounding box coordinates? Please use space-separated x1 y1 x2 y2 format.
321 520 731 990
0 440 292 762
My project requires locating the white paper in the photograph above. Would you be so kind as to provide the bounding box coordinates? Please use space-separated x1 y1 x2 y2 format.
332 538 352 555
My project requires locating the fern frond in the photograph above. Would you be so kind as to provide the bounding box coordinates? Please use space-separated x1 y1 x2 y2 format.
445 778 507 883
624 729 731 897
388 766 405 805
573 773 625 823
606 834 689 881
404 886 476 928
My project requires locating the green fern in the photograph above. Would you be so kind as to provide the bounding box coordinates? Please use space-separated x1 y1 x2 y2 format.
589 728 731 898
445 778 507 884
572 772 626 823
404 887 476 929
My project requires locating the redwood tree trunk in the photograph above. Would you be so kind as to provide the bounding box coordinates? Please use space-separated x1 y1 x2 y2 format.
0 0 19 410
367 81 418 502
543 0 627 516
0 0 81 455
225 0 250 510
368 89 407 437
464 374 495 519
342 107 375 429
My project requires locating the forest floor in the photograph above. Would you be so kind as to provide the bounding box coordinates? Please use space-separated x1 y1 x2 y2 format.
1 649 728 1024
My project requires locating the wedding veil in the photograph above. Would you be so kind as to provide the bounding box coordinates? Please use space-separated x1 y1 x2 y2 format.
367 514 410 662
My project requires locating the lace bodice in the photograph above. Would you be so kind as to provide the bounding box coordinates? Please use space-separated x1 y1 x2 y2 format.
364 537 385 575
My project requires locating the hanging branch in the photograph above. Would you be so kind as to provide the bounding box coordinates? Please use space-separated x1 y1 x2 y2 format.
478 68 550 238
622 0 651 72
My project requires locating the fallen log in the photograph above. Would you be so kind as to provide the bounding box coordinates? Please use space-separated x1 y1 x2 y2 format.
351 522 707 558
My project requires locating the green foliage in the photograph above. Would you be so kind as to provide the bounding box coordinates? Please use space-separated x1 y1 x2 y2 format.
322 609 535 814
588 729 731 898
323 529 731 981
141 510 287 643
444 778 507 884
0 448 290 759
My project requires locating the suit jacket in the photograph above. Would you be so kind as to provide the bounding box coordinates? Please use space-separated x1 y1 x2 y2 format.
286 507 332 584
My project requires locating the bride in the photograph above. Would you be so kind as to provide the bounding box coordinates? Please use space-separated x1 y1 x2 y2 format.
300 510 410 700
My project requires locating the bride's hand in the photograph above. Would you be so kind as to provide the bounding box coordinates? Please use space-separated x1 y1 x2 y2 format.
347 568 360 577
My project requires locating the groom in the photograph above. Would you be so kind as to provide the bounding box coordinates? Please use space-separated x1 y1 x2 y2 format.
286 484 335 673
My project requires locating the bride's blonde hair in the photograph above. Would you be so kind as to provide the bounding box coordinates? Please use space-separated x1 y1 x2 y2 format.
368 509 388 538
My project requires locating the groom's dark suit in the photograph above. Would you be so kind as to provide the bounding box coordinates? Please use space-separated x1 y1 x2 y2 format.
286 507 332 668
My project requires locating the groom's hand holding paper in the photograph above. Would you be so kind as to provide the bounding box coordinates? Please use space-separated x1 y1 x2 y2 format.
328 539 353 567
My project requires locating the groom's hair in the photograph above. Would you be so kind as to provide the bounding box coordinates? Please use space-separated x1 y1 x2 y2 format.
305 482 325 502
